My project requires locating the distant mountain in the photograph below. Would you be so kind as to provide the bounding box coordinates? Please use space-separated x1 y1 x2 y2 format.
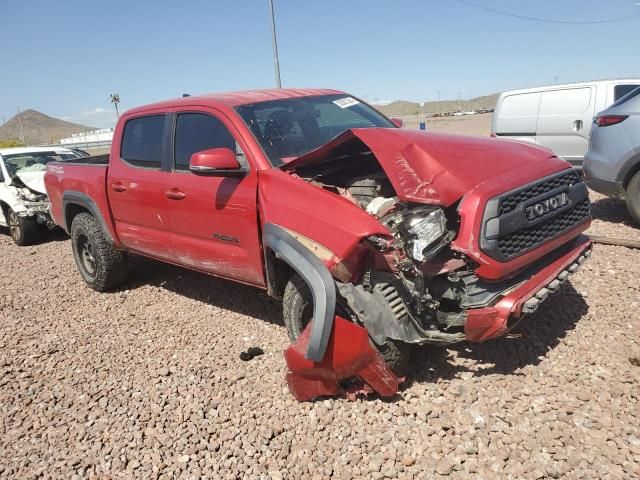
376 93 500 117
0 109 94 145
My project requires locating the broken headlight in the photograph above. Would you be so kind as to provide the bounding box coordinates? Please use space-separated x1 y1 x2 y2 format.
408 209 447 262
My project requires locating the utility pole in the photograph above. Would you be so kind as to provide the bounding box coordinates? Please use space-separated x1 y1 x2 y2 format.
554 76 559 85
436 89 441 102
268 0 282 88
16 108 26 145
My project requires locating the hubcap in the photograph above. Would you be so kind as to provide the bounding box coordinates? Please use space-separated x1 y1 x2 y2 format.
8 211 20 242
77 235 97 276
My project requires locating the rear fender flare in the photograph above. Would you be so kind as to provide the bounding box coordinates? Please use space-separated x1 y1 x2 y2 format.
61 190 115 242
263 223 336 362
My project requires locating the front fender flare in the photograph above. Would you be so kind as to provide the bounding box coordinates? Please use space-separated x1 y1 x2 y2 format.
263 223 336 362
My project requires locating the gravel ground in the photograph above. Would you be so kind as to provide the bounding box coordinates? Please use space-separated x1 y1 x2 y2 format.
1 192 639 479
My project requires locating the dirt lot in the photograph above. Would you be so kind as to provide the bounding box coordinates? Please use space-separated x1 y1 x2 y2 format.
1 191 639 480
398 113 492 136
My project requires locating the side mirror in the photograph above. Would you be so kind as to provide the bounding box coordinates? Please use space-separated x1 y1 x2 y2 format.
189 148 246 176
390 117 404 128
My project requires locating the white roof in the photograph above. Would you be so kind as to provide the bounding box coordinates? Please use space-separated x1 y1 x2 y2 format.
500 78 640 97
0 146 76 156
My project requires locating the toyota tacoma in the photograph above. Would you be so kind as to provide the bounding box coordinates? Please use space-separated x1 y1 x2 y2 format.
44 89 592 400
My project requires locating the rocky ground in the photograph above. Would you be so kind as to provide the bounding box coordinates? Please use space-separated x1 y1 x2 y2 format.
1 192 639 479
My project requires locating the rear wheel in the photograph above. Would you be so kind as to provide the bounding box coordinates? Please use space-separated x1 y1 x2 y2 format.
282 273 411 374
7 208 38 246
70 213 129 291
625 171 640 225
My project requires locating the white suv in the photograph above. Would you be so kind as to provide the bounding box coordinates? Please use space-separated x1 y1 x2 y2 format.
0 146 82 245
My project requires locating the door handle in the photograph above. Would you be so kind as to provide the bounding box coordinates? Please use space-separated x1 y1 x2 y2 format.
111 183 127 192
573 120 583 132
165 189 186 200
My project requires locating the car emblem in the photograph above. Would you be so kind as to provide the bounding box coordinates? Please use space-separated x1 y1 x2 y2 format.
525 192 569 220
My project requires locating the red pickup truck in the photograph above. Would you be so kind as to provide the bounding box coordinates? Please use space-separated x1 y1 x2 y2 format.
45 89 592 399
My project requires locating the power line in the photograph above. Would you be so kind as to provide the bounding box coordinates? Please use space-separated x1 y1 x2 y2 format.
452 0 640 24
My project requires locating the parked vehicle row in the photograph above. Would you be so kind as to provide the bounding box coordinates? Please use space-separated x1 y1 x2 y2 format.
38 88 592 398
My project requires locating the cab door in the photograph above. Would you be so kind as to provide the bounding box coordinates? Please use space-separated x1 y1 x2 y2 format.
163 108 265 287
107 112 174 260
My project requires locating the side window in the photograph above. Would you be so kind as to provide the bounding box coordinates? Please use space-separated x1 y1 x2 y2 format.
614 84 639 102
174 113 236 171
539 88 592 115
120 115 165 169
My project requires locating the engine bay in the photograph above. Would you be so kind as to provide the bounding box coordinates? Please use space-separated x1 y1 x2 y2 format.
289 151 501 347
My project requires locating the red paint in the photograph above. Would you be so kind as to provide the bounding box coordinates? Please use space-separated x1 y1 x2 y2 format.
465 235 591 342
284 316 399 401
190 148 239 170
284 128 568 207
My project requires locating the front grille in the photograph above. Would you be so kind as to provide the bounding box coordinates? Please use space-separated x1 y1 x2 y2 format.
497 200 590 258
498 171 580 215
481 170 591 262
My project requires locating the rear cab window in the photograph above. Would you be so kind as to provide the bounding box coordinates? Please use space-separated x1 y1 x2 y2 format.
120 115 165 168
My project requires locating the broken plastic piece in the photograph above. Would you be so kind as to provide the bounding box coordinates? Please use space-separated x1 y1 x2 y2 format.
284 316 399 401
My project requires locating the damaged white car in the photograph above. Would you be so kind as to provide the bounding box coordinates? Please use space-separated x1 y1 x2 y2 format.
0 147 83 245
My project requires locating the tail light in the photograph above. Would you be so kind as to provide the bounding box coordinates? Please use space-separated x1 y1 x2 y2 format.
594 115 628 127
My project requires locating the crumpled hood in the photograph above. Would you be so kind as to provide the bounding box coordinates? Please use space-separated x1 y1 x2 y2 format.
16 170 47 194
282 128 569 206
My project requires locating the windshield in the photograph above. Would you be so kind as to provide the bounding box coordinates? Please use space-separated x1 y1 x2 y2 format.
3 151 80 180
235 94 395 166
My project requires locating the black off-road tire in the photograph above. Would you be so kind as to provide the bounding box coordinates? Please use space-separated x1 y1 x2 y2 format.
282 273 412 374
6 208 38 246
625 171 640 225
282 273 313 342
70 213 128 291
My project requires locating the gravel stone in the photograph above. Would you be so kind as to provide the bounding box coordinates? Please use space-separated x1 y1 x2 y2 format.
0 191 638 478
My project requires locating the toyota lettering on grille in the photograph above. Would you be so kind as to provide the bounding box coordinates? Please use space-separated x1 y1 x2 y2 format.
525 192 569 220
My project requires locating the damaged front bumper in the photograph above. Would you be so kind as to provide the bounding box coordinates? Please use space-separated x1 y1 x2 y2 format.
284 316 399 401
465 234 592 341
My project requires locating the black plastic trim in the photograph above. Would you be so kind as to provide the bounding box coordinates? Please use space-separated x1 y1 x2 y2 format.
61 191 113 241
263 223 336 362
481 170 590 262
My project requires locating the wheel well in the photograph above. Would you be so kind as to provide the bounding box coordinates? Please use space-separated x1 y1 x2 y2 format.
65 203 91 231
0 201 8 215
623 160 640 189
264 247 294 299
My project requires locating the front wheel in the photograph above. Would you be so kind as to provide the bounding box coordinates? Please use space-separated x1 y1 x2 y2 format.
7 208 38 246
70 212 129 291
282 273 412 375
625 171 640 225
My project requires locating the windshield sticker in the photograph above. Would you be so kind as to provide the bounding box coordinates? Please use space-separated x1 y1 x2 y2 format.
333 97 360 109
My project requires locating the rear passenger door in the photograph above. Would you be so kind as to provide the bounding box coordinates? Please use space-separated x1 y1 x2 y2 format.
535 87 595 166
107 112 174 260
163 109 265 287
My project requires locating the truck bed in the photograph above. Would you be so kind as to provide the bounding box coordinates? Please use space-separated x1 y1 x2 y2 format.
44 157 115 238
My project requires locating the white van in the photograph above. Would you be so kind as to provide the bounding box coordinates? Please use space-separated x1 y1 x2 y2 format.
491 79 640 167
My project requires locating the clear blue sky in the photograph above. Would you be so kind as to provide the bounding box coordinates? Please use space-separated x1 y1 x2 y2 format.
1 0 639 128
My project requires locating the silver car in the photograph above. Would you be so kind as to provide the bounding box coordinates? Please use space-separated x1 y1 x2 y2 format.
584 86 640 223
